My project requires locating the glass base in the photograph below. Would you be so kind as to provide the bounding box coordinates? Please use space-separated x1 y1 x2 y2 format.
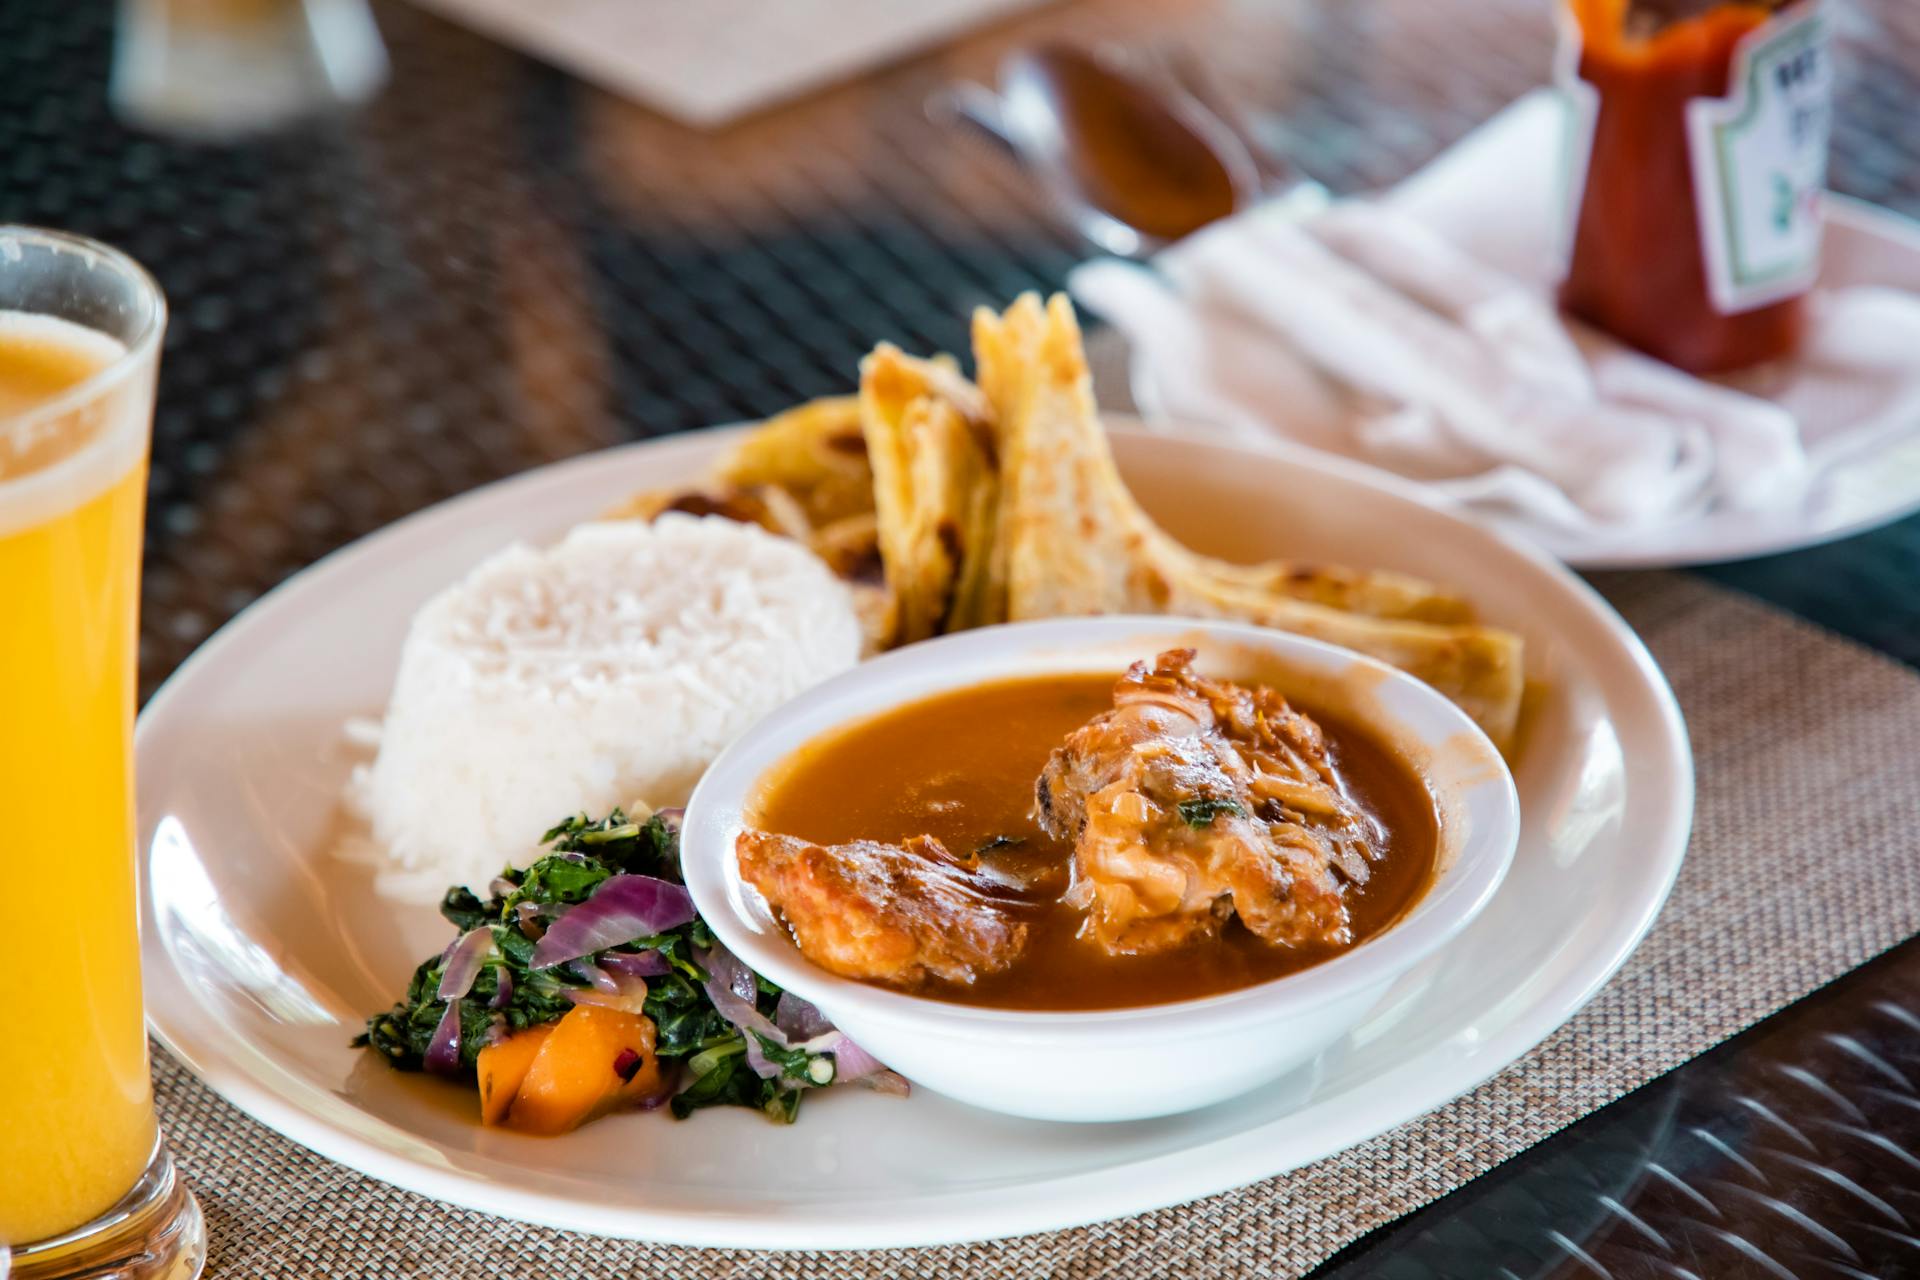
2 1141 204 1280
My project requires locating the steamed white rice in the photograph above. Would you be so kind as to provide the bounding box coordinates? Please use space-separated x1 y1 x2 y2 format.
351 514 860 900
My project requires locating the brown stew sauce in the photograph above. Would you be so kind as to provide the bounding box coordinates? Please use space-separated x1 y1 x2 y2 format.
747 672 1438 1011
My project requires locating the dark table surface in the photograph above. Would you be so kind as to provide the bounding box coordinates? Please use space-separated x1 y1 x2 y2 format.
6 0 1919 1274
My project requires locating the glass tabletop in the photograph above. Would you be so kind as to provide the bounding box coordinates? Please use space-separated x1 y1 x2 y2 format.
5 0 1917 1271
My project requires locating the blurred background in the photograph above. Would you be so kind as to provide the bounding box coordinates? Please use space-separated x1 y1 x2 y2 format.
3 0 1915 691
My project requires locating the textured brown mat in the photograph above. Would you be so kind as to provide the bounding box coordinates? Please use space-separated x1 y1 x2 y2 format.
152 571 1920 1278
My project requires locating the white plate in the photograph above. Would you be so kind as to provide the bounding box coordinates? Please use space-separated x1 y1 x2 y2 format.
1128 198 1920 571
137 423 1693 1249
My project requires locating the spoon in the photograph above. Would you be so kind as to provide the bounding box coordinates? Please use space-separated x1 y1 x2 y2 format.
937 44 1268 257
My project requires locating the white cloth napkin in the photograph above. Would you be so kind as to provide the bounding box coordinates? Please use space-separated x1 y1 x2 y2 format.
1071 91 1920 536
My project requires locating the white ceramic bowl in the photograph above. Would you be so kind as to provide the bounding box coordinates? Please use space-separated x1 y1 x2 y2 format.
682 616 1521 1123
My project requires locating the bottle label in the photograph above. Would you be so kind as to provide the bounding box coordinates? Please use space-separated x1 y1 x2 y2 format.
1686 2 1831 314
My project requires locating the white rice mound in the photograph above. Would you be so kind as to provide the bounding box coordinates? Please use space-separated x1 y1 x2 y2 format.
353 514 861 900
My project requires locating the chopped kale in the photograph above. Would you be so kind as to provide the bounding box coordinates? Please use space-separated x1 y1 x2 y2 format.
439 885 491 932
356 808 834 1123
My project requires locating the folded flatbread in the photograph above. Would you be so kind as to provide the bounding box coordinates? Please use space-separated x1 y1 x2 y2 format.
973 293 1525 749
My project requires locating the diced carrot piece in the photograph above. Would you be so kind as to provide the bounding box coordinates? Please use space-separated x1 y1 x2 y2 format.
477 1024 553 1127
507 1005 659 1135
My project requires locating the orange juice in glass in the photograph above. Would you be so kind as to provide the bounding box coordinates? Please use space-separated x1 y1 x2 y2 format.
0 228 203 1279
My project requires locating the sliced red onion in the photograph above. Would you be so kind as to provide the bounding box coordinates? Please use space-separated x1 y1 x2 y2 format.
774 991 833 1041
602 949 670 978
694 944 785 1079
425 998 463 1074
564 976 650 1015
571 959 618 993
691 944 904 1092
703 942 759 1003
830 1037 906 1094
488 876 517 900
489 966 514 1009
530 875 696 970
654 806 684 831
828 1035 883 1078
436 928 493 1001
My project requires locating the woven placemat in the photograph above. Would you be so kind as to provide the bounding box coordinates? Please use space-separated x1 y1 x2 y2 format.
152 571 1920 1278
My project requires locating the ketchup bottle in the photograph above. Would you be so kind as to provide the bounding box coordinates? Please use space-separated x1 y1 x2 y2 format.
1558 0 1831 374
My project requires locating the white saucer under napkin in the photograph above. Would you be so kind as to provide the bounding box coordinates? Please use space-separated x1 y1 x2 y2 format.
1073 90 1920 566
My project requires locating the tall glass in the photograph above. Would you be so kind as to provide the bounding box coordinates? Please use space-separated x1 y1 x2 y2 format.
0 229 203 1278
